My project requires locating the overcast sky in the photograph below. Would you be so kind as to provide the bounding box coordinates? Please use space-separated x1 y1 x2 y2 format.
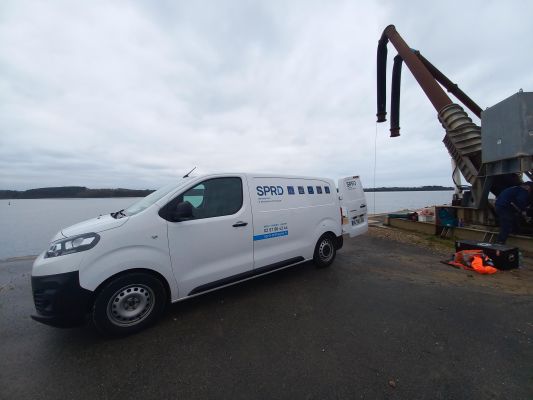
1 0 532 190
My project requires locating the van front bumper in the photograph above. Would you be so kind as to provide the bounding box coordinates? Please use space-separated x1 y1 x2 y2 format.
31 271 93 328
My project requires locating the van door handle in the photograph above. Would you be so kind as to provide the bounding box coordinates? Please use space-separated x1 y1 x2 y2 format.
232 221 248 227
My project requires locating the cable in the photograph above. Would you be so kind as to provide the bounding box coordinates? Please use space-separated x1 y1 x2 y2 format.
373 122 378 214
451 164 461 189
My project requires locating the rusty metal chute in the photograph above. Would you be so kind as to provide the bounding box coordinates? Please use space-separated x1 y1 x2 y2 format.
376 24 453 130
375 24 525 210
414 52 482 119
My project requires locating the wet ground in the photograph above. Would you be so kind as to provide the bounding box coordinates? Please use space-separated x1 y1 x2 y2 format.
1 229 532 399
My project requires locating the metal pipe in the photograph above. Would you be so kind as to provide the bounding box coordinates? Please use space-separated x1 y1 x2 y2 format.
376 33 389 122
390 55 403 137
415 51 483 119
382 25 453 113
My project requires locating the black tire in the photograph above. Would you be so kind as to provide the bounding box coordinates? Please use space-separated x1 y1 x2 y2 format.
92 272 167 336
313 234 337 268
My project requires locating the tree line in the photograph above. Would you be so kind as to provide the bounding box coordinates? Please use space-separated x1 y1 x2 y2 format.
0 186 154 199
364 186 454 192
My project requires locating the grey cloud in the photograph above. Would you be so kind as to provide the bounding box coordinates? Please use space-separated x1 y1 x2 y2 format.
1 0 532 190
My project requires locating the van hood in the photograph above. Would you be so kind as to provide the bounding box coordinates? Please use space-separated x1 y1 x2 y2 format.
61 214 129 238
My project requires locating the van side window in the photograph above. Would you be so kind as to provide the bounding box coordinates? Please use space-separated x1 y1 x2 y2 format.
307 186 314 194
325 186 331 194
298 186 305 194
316 186 322 194
176 177 243 220
287 186 295 195
183 184 205 207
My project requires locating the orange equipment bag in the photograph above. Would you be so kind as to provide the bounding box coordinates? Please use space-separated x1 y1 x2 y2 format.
447 249 498 275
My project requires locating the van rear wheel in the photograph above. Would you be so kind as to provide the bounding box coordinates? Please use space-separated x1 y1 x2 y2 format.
92 272 166 336
313 234 336 268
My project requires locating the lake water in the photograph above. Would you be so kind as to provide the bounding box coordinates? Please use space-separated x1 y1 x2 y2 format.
0 191 454 260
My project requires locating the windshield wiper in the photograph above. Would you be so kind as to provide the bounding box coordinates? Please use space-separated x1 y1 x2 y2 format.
111 209 127 219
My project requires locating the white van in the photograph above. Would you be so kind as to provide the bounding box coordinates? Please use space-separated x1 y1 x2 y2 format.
31 173 367 335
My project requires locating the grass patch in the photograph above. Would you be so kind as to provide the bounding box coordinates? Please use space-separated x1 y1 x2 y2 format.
425 235 455 249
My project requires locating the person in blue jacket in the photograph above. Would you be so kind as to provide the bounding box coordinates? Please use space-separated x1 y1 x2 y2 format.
495 182 533 244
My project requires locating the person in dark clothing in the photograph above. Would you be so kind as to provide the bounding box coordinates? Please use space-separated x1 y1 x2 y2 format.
495 182 533 244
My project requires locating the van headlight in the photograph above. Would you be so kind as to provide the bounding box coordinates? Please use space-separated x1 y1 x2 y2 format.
45 233 100 258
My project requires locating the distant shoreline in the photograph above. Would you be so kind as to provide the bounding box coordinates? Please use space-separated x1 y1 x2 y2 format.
0 185 455 199
0 186 154 200
365 186 454 192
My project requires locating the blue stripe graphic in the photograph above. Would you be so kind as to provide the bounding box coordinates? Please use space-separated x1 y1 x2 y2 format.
253 230 288 241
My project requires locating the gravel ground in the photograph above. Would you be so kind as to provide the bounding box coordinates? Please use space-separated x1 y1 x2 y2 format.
367 225 454 256
366 223 533 296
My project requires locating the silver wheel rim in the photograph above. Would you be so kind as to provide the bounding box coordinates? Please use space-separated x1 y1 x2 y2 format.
106 284 155 327
318 238 334 263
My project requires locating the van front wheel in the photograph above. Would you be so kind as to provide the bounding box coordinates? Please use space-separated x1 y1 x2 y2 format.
313 234 336 268
92 272 167 336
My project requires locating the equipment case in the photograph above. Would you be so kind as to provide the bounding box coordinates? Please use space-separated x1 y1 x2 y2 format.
455 240 519 270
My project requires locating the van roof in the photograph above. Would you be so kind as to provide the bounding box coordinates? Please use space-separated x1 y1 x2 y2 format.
191 172 333 181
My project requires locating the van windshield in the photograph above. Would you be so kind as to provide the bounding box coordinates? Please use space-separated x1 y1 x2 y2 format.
124 181 184 216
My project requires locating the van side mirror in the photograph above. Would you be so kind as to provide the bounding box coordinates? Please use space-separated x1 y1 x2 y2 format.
171 201 193 222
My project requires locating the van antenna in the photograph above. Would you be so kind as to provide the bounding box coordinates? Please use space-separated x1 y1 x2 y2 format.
183 167 197 178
